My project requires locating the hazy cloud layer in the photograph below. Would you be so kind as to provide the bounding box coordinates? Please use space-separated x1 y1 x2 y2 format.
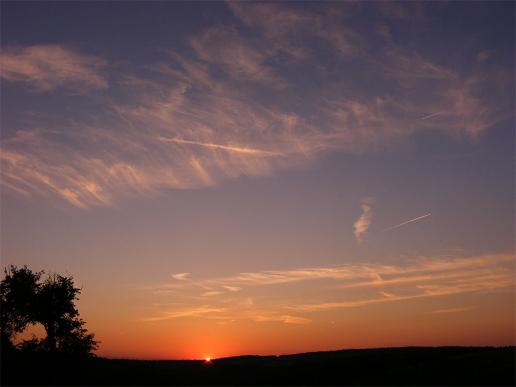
1 3 513 208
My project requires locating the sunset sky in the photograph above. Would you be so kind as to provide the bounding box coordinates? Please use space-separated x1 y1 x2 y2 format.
1 1 514 360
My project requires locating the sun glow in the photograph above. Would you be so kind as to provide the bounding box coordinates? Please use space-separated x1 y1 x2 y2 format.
205 357 211 363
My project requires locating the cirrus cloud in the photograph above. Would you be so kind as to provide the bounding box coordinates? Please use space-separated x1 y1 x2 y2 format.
0 4 512 208
145 252 514 324
0 45 107 92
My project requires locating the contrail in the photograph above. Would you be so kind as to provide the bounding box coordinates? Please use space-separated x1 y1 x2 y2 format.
382 213 431 232
158 136 282 156
421 112 443 120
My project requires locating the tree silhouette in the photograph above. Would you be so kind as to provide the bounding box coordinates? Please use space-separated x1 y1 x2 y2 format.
0 265 41 350
0 265 98 356
35 273 81 352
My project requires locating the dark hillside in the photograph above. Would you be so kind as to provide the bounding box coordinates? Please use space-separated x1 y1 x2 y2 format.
2 346 515 386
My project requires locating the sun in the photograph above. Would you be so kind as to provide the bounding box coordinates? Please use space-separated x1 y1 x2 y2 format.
204 357 212 363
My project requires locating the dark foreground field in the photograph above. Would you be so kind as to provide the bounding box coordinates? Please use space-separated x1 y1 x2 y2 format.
2 346 515 386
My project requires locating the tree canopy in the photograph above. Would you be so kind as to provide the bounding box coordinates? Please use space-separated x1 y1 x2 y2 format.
0 265 98 356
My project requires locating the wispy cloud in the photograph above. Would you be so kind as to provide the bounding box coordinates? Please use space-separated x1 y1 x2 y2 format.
382 48 457 81
430 306 475 314
253 314 311 325
201 291 224 297
288 278 511 312
158 137 283 156
1 4 512 208
172 273 190 281
145 306 311 326
143 306 226 322
154 253 514 290
421 112 443 120
383 213 432 232
288 268 514 313
223 286 242 292
337 267 508 290
0 45 107 92
145 253 514 323
227 1 365 57
189 25 284 86
353 198 374 244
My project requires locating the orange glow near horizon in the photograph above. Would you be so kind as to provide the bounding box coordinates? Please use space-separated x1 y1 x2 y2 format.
72 251 514 360
77 270 515 360
13 252 515 360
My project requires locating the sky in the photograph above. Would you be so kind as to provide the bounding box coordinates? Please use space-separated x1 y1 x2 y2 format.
0 1 514 360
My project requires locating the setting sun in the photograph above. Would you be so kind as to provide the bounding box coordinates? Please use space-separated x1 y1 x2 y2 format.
204 357 212 363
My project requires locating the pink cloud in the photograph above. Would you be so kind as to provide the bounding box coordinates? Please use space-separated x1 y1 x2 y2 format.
189 26 284 86
0 45 107 92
